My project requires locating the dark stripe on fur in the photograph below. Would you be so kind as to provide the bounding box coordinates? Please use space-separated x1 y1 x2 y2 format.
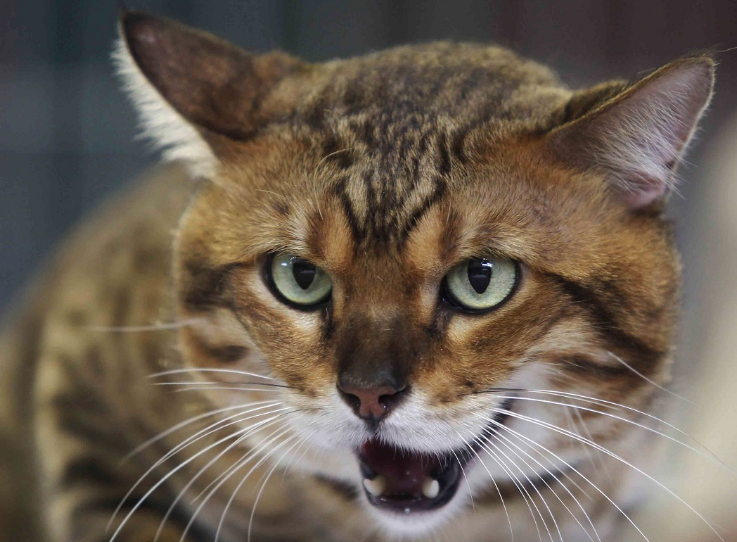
398 175 447 244
69 495 212 542
313 474 359 501
59 455 118 491
182 261 240 312
552 276 666 369
189 333 247 363
330 176 364 244
556 355 633 380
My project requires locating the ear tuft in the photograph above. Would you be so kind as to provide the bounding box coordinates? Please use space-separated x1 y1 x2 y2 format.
114 12 217 178
550 57 715 210
114 10 304 179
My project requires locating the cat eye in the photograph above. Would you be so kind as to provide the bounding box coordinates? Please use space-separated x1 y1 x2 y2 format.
267 254 332 308
441 257 518 313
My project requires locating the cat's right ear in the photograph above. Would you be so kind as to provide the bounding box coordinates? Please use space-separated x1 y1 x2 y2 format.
548 56 715 210
115 10 305 178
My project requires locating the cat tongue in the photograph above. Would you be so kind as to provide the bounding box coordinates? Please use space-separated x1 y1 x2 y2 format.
359 438 442 496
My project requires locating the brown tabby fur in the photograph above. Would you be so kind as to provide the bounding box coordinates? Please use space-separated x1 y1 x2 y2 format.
0 10 714 542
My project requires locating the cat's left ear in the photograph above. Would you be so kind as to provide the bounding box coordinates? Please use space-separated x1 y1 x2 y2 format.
115 10 305 178
548 56 715 210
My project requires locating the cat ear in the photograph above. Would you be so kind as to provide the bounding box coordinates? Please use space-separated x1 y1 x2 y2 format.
549 57 715 209
114 10 304 178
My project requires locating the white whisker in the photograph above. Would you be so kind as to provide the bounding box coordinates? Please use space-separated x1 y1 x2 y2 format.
475 431 553 542
483 418 599 542
453 428 515 542
245 435 304 542
469 429 543 542
160 417 296 542
606 350 693 404
87 318 205 332
480 411 651 542
489 407 723 542
149 368 277 380
491 394 734 476
109 409 292 542
121 402 277 462
109 403 284 531
183 425 296 542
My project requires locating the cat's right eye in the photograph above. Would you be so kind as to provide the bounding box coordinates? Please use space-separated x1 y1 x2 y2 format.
267 254 332 309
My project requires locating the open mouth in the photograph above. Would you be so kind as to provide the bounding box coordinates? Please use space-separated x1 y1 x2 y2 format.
356 400 513 514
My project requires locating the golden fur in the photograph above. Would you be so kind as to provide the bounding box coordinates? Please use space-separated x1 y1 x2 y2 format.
0 10 715 542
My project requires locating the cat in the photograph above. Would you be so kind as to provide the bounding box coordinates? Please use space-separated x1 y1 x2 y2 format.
0 8 716 542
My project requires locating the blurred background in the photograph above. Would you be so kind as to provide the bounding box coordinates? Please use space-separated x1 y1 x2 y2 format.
1 1 736 541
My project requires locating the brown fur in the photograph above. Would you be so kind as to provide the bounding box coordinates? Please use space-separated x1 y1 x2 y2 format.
0 10 714 542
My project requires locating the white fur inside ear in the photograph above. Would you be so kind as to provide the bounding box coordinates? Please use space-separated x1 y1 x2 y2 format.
584 64 712 206
113 36 217 179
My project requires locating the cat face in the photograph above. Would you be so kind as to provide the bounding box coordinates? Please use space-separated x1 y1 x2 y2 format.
119 10 713 537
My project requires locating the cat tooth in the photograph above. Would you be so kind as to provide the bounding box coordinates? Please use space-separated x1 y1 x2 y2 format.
422 477 440 499
363 475 386 497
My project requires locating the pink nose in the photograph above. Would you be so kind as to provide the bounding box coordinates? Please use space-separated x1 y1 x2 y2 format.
338 384 406 421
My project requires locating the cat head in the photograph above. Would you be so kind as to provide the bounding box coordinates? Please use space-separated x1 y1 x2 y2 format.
117 10 713 536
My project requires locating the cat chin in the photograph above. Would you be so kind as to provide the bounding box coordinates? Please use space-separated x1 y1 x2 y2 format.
363 492 470 539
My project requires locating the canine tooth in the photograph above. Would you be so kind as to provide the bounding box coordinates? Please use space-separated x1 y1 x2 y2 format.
363 476 386 496
422 477 440 499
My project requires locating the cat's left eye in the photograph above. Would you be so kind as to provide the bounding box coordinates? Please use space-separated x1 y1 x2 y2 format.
267 254 332 309
441 257 518 313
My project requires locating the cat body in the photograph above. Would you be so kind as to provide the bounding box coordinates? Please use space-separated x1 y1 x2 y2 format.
0 10 714 542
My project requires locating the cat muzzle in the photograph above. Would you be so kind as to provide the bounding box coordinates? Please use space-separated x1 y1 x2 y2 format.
356 400 513 514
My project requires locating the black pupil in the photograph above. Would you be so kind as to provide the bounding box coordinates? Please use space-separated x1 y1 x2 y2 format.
292 259 317 290
467 259 493 294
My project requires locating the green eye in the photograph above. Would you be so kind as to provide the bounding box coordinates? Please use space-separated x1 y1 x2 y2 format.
268 254 332 308
442 257 518 312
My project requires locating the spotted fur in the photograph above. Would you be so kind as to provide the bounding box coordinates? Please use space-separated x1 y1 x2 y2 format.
0 10 714 542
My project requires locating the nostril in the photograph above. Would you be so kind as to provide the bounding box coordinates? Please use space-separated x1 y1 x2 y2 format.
341 389 361 413
338 383 408 421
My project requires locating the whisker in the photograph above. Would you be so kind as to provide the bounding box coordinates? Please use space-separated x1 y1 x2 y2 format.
169 387 285 394
489 407 723 542
189 421 293 503
567 403 610 479
157 416 296 542
110 403 284 531
153 381 294 389
474 430 554 542
606 350 694 404
182 424 297 542
280 420 319 481
479 411 651 542
121 402 278 462
451 447 475 511
453 428 515 542
149 368 277 381
488 434 562 542
481 418 599 542
87 318 204 332
109 409 291 542
489 394 735 476
155 404 285 467
245 435 304 542
478 387 734 476
468 429 543 542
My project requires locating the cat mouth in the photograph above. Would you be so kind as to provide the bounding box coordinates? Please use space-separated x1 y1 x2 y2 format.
356 400 513 514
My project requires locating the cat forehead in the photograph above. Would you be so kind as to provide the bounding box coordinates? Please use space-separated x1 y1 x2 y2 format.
233 44 574 249
287 42 569 133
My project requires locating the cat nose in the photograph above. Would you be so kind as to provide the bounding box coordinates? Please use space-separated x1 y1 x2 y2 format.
338 382 408 422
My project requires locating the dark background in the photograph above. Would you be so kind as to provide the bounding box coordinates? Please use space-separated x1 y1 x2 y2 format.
1 0 736 312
